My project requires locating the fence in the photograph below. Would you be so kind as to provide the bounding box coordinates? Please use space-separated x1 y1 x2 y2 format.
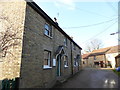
1 78 19 90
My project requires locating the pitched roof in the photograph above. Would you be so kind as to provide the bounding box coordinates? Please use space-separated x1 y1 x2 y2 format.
106 45 120 54
82 45 120 58
26 1 82 50
82 53 91 59
91 47 110 55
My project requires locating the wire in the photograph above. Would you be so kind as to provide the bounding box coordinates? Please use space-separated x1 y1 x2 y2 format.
62 18 117 29
105 0 118 14
75 6 112 19
82 20 118 44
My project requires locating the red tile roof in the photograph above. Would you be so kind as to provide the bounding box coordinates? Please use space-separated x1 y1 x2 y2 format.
82 53 91 59
91 47 110 54
82 45 120 59
106 45 120 54
91 45 120 54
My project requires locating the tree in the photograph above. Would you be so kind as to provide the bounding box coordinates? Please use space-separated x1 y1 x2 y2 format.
0 16 22 58
85 39 103 52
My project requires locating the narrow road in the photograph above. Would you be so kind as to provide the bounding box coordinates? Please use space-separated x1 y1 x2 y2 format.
53 68 120 88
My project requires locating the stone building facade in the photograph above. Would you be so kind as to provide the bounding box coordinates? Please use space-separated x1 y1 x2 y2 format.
82 45 120 68
0 0 82 88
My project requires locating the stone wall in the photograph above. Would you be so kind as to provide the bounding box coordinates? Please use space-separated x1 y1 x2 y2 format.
19 3 81 88
0 0 26 80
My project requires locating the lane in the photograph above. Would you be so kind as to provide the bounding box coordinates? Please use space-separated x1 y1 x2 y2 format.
53 68 120 88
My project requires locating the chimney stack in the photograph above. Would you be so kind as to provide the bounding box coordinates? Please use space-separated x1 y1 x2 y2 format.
54 17 58 25
70 36 73 39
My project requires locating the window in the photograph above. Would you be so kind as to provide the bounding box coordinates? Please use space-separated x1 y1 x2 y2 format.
64 37 67 46
73 44 76 50
64 55 68 67
74 58 78 67
94 56 96 60
43 50 52 69
83 61 85 64
94 62 99 65
44 23 52 37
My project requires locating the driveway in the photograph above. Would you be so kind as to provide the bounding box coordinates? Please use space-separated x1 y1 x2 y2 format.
53 68 120 88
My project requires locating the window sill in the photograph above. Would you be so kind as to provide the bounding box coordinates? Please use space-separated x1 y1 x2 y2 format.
64 65 68 68
44 34 53 39
64 45 68 48
43 65 52 69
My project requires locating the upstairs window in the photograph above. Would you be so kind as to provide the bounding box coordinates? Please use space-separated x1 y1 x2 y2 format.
64 55 68 67
73 44 76 50
64 37 67 46
44 24 52 37
43 50 52 69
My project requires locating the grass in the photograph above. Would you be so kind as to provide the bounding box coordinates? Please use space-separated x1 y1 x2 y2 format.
113 69 120 77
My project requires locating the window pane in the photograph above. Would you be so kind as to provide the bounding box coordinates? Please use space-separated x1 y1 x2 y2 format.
44 59 48 65
64 38 67 46
44 50 51 66
44 30 49 35
45 24 49 30
64 56 68 66
74 58 76 66
44 51 48 59
50 27 52 36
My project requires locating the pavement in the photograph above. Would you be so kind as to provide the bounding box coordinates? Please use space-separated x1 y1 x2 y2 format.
53 68 120 88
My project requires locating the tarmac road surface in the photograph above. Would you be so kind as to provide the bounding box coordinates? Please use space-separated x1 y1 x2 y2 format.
53 68 120 88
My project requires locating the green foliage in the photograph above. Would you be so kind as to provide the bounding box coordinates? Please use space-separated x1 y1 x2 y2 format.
113 69 120 77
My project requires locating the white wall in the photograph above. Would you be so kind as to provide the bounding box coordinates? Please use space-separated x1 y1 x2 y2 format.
106 53 118 68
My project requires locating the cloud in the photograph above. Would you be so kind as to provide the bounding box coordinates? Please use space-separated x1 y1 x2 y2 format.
54 0 76 10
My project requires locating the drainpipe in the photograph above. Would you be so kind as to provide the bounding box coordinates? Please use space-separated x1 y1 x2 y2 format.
70 41 73 75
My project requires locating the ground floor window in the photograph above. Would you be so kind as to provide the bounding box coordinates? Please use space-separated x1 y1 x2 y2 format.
74 58 78 67
43 50 52 69
83 61 85 64
94 62 99 65
64 55 68 67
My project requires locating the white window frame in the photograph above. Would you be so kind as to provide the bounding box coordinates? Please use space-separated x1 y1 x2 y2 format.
43 50 52 69
64 55 68 67
44 23 52 37
74 58 78 67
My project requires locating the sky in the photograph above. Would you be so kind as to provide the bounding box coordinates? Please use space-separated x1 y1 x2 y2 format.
34 0 119 52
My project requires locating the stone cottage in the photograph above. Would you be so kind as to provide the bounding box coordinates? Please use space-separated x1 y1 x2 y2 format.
0 0 82 88
82 45 120 68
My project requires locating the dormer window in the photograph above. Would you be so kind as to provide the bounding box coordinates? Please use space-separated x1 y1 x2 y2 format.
44 23 52 37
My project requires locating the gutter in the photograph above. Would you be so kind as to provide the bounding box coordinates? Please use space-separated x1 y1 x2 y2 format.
26 1 82 50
